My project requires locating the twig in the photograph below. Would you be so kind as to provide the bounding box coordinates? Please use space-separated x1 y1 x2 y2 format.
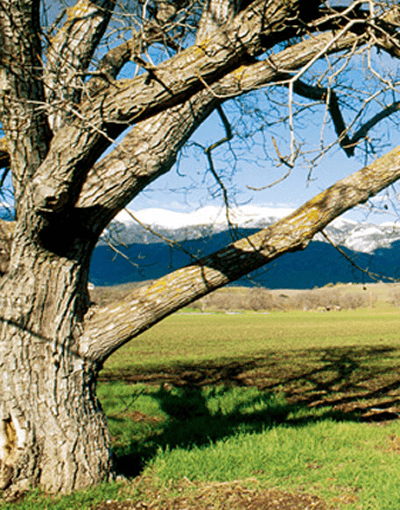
123 208 199 262
321 230 399 283
247 137 292 191
203 105 238 239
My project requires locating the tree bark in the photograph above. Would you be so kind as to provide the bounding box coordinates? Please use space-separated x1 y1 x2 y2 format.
0 229 111 493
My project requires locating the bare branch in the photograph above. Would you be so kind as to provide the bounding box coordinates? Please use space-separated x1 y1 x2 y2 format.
247 137 293 191
293 81 400 157
291 79 354 156
350 101 400 147
77 30 364 228
123 208 199 262
203 105 237 235
30 0 321 217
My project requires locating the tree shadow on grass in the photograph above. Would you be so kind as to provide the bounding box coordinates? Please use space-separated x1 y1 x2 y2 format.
103 344 400 477
112 385 299 477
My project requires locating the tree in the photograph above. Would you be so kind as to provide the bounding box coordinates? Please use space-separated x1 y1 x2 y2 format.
1 0 400 494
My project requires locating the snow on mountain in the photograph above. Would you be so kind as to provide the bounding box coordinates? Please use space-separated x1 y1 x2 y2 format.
102 205 400 254
114 205 294 229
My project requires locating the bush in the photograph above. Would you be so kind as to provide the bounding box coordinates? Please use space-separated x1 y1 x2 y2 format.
247 288 275 311
191 286 371 312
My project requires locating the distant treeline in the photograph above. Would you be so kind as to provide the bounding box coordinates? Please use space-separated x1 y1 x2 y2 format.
191 286 374 312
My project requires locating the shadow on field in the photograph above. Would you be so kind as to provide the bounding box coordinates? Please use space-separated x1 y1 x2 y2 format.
112 384 299 478
101 344 400 477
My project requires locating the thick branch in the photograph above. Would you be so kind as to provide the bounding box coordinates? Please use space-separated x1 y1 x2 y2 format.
80 144 400 363
30 0 321 215
44 0 116 131
82 0 318 125
0 0 51 204
77 30 363 226
0 29 362 179
77 98 219 234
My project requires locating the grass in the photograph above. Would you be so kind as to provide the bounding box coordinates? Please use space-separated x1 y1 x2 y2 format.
97 305 400 508
101 308 400 383
97 378 400 509
4 298 400 508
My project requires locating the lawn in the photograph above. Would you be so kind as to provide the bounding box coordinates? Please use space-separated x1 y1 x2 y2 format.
98 308 400 509
3 306 400 509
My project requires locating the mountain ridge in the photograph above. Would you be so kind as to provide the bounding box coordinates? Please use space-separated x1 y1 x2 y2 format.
91 213 400 288
102 206 400 254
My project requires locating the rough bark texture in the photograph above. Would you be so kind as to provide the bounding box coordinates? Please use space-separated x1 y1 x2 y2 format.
0 0 399 495
0 221 111 491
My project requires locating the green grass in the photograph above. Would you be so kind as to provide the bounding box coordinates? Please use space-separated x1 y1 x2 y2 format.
103 308 400 373
0 483 126 510
97 379 400 509
97 308 400 508
146 418 400 508
4 306 400 508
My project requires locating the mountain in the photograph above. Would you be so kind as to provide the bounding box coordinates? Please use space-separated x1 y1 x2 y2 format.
89 206 400 288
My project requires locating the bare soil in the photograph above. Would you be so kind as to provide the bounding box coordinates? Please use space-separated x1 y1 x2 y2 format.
94 479 328 510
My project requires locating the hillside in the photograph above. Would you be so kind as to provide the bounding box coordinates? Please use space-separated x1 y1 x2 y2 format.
90 232 400 289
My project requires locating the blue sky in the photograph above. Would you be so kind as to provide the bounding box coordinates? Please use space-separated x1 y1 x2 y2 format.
128 106 400 225
4 1 399 227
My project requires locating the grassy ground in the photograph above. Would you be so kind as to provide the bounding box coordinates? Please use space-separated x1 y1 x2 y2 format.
3 285 400 509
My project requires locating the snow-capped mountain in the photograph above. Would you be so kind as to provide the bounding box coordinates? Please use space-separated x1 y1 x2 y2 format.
100 205 400 254
91 205 400 287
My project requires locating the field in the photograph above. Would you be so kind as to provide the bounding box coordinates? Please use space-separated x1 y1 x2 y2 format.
3 283 400 509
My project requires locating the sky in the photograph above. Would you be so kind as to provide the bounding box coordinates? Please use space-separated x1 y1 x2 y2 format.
127 106 400 226
124 1 400 226
3 0 399 228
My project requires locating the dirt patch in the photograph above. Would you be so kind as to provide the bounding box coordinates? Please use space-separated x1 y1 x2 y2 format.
94 482 327 510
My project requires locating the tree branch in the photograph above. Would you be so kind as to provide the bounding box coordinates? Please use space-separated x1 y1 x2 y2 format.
80 144 400 363
290 83 400 158
291 80 354 157
43 0 116 131
196 0 240 43
86 2 192 99
0 138 9 168
350 101 400 148
77 29 363 229
30 0 321 216
0 0 52 204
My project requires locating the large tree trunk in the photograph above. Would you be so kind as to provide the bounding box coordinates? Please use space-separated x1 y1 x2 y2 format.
0 228 112 493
